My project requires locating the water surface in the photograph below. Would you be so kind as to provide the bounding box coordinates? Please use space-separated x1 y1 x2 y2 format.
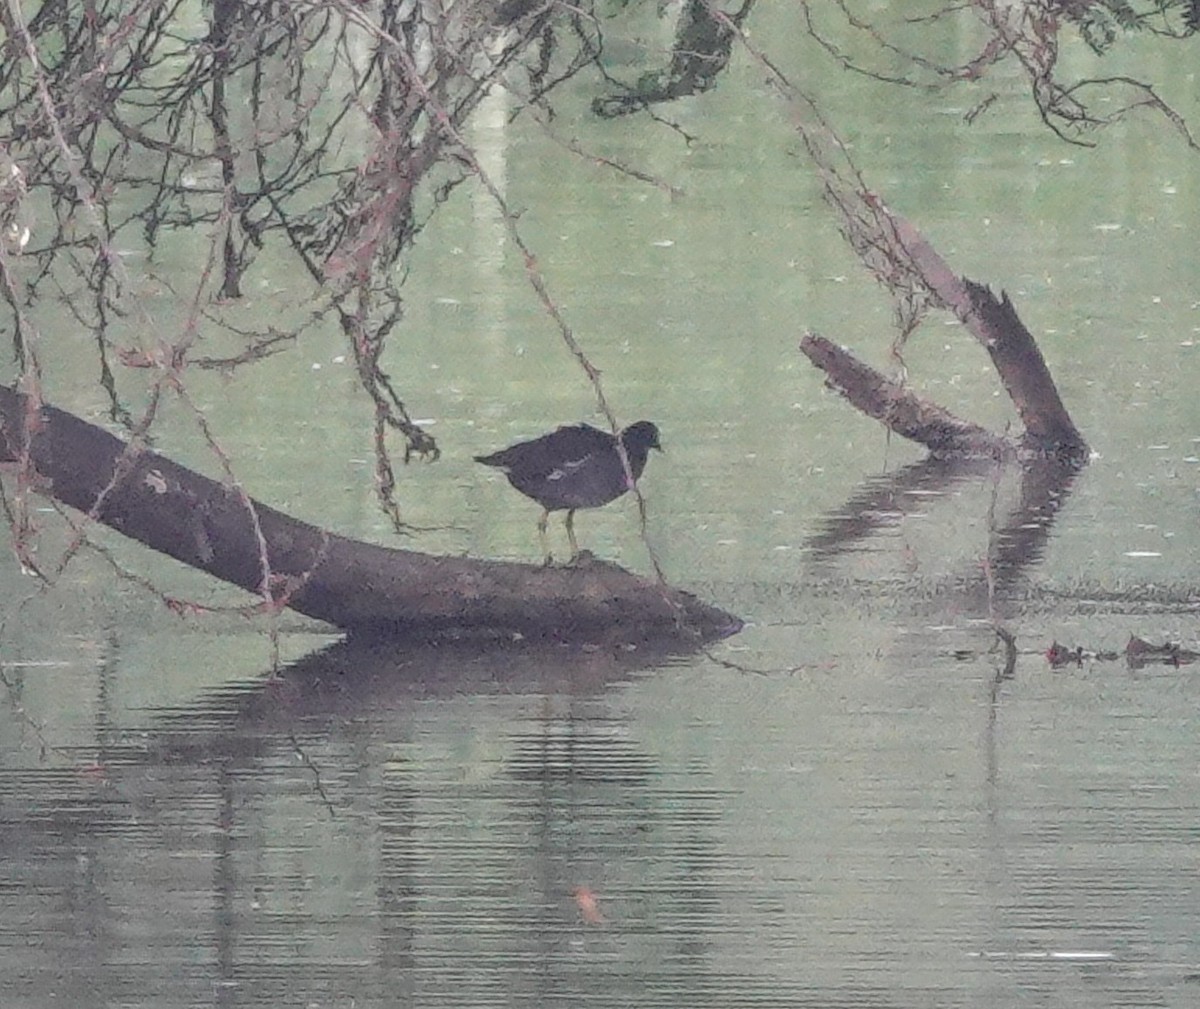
3 7 1200 1008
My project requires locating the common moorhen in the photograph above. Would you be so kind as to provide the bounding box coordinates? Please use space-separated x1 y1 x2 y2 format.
475 420 662 563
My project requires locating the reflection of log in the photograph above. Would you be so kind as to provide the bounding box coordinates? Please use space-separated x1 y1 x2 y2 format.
988 455 1083 588
800 333 1008 456
140 635 679 768
805 455 996 557
805 453 1082 592
0 386 741 644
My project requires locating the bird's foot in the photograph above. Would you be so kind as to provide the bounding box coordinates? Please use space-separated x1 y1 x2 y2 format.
567 549 597 567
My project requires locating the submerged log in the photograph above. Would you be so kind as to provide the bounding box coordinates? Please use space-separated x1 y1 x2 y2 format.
0 385 741 645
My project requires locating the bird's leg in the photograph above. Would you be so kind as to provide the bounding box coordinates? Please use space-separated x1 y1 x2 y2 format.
565 508 579 560
538 509 552 566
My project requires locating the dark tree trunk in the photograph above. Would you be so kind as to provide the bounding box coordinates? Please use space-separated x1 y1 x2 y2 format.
0 386 741 645
961 279 1084 452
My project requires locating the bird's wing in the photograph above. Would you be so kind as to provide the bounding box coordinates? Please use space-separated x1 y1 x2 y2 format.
477 424 613 475
554 423 615 452
545 454 590 482
538 425 613 475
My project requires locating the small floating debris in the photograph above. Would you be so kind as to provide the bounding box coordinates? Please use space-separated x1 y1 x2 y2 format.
1045 637 1200 670
1045 642 1087 667
1125 635 1200 669
573 885 605 925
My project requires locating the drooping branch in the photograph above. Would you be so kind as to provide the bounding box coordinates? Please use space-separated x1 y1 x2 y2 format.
593 0 756 117
0 0 606 534
793 2 1199 149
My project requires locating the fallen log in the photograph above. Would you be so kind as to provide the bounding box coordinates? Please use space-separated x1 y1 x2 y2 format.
0 385 741 645
888 210 1085 453
799 333 1008 457
800 200 1088 461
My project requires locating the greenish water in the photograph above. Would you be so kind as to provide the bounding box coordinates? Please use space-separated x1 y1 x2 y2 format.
3 7 1200 1008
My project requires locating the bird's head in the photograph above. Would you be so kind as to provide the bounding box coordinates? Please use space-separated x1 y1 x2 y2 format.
623 420 663 454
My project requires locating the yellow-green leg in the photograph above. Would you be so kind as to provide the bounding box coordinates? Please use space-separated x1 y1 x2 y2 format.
538 508 552 566
565 508 579 559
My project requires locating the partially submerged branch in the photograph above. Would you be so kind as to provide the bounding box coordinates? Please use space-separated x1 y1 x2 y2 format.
788 179 1086 458
885 213 1081 450
709 17 1087 460
800 332 1007 457
593 0 755 117
0 385 741 645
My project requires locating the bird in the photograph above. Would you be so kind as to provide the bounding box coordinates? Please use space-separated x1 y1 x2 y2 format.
475 420 662 564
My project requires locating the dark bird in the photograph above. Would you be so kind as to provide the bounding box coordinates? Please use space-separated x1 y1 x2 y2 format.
475 420 662 563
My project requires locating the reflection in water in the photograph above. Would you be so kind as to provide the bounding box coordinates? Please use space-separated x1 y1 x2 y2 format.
805 456 998 557
3 628 1196 1008
3 16 1200 1001
988 457 1085 593
0 641 749 1007
806 455 1084 595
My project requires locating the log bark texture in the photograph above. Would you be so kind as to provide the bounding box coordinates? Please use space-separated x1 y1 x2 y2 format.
888 210 1087 456
0 386 741 645
799 333 1009 457
799 199 1086 460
